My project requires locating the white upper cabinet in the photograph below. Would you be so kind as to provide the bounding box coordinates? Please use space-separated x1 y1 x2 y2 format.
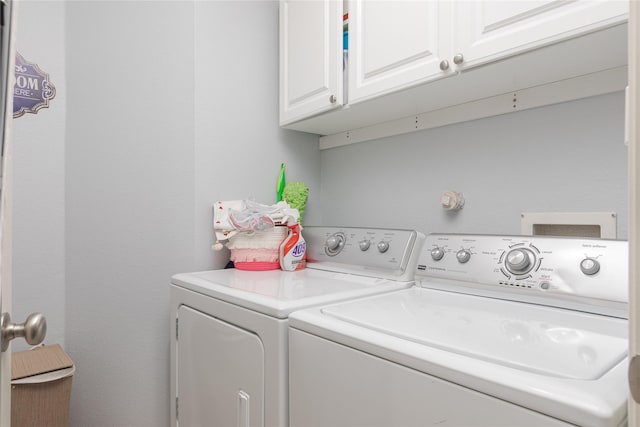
279 0 344 125
348 0 452 104
279 0 628 136
454 0 629 70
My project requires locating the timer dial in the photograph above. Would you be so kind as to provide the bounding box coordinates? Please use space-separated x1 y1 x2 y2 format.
505 248 536 275
325 233 345 256
431 247 445 261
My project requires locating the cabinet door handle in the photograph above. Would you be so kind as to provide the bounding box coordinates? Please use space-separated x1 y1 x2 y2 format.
439 60 450 71
453 53 464 65
329 94 337 103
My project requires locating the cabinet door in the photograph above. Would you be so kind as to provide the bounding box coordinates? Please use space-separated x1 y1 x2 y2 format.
176 305 264 427
454 0 628 69
348 0 452 104
279 0 343 125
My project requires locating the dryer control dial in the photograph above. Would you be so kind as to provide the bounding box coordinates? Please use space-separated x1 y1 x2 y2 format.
580 258 600 276
505 248 536 275
431 247 445 261
359 240 371 251
325 233 345 256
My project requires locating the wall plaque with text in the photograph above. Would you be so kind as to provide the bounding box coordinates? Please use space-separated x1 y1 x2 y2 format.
14 52 56 118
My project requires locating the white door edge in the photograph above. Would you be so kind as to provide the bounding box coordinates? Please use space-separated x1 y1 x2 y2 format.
0 0 17 425
629 0 639 425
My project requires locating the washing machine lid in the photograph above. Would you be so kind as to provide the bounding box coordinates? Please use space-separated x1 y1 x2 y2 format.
171 269 410 318
319 287 627 380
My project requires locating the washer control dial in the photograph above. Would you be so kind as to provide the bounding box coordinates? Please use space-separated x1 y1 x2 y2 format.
580 258 600 276
359 240 371 251
325 233 345 256
456 249 471 263
377 241 390 253
505 248 536 275
431 247 445 261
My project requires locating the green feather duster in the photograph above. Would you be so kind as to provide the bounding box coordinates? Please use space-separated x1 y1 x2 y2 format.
276 163 286 202
283 182 309 224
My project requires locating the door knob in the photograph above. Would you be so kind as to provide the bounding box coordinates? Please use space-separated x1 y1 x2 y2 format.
1 312 47 352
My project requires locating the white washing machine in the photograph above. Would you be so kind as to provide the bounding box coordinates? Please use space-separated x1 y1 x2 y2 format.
289 233 629 427
169 226 424 427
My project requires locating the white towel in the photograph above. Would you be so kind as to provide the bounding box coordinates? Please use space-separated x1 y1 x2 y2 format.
212 200 300 250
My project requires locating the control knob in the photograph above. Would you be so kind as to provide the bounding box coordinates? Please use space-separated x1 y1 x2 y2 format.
505 248 535 275
456 249 471 263
580 258 600 276
431 247 445 261
325 233 345 256
359 240 371 251
377 241 390 253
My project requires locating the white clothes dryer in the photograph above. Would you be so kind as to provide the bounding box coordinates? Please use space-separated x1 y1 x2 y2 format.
169 226 424 427
289 233 629 427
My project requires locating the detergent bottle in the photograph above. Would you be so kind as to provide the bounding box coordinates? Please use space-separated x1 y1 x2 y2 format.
279 223 306 271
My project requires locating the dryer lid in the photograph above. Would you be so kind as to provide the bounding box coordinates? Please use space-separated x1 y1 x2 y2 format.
321 287 628 380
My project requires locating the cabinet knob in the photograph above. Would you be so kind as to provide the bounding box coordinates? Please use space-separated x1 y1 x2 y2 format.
453 53 464 65
439 60 450 71
329 94 337 104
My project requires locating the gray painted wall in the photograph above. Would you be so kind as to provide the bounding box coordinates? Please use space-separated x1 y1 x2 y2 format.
10 1 626 426
64 2 196 425
319 92 627 239
14 1 320 426
194 1 321 270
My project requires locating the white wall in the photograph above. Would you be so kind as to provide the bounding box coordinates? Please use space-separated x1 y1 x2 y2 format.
320 92 628 239
13 0 66 351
